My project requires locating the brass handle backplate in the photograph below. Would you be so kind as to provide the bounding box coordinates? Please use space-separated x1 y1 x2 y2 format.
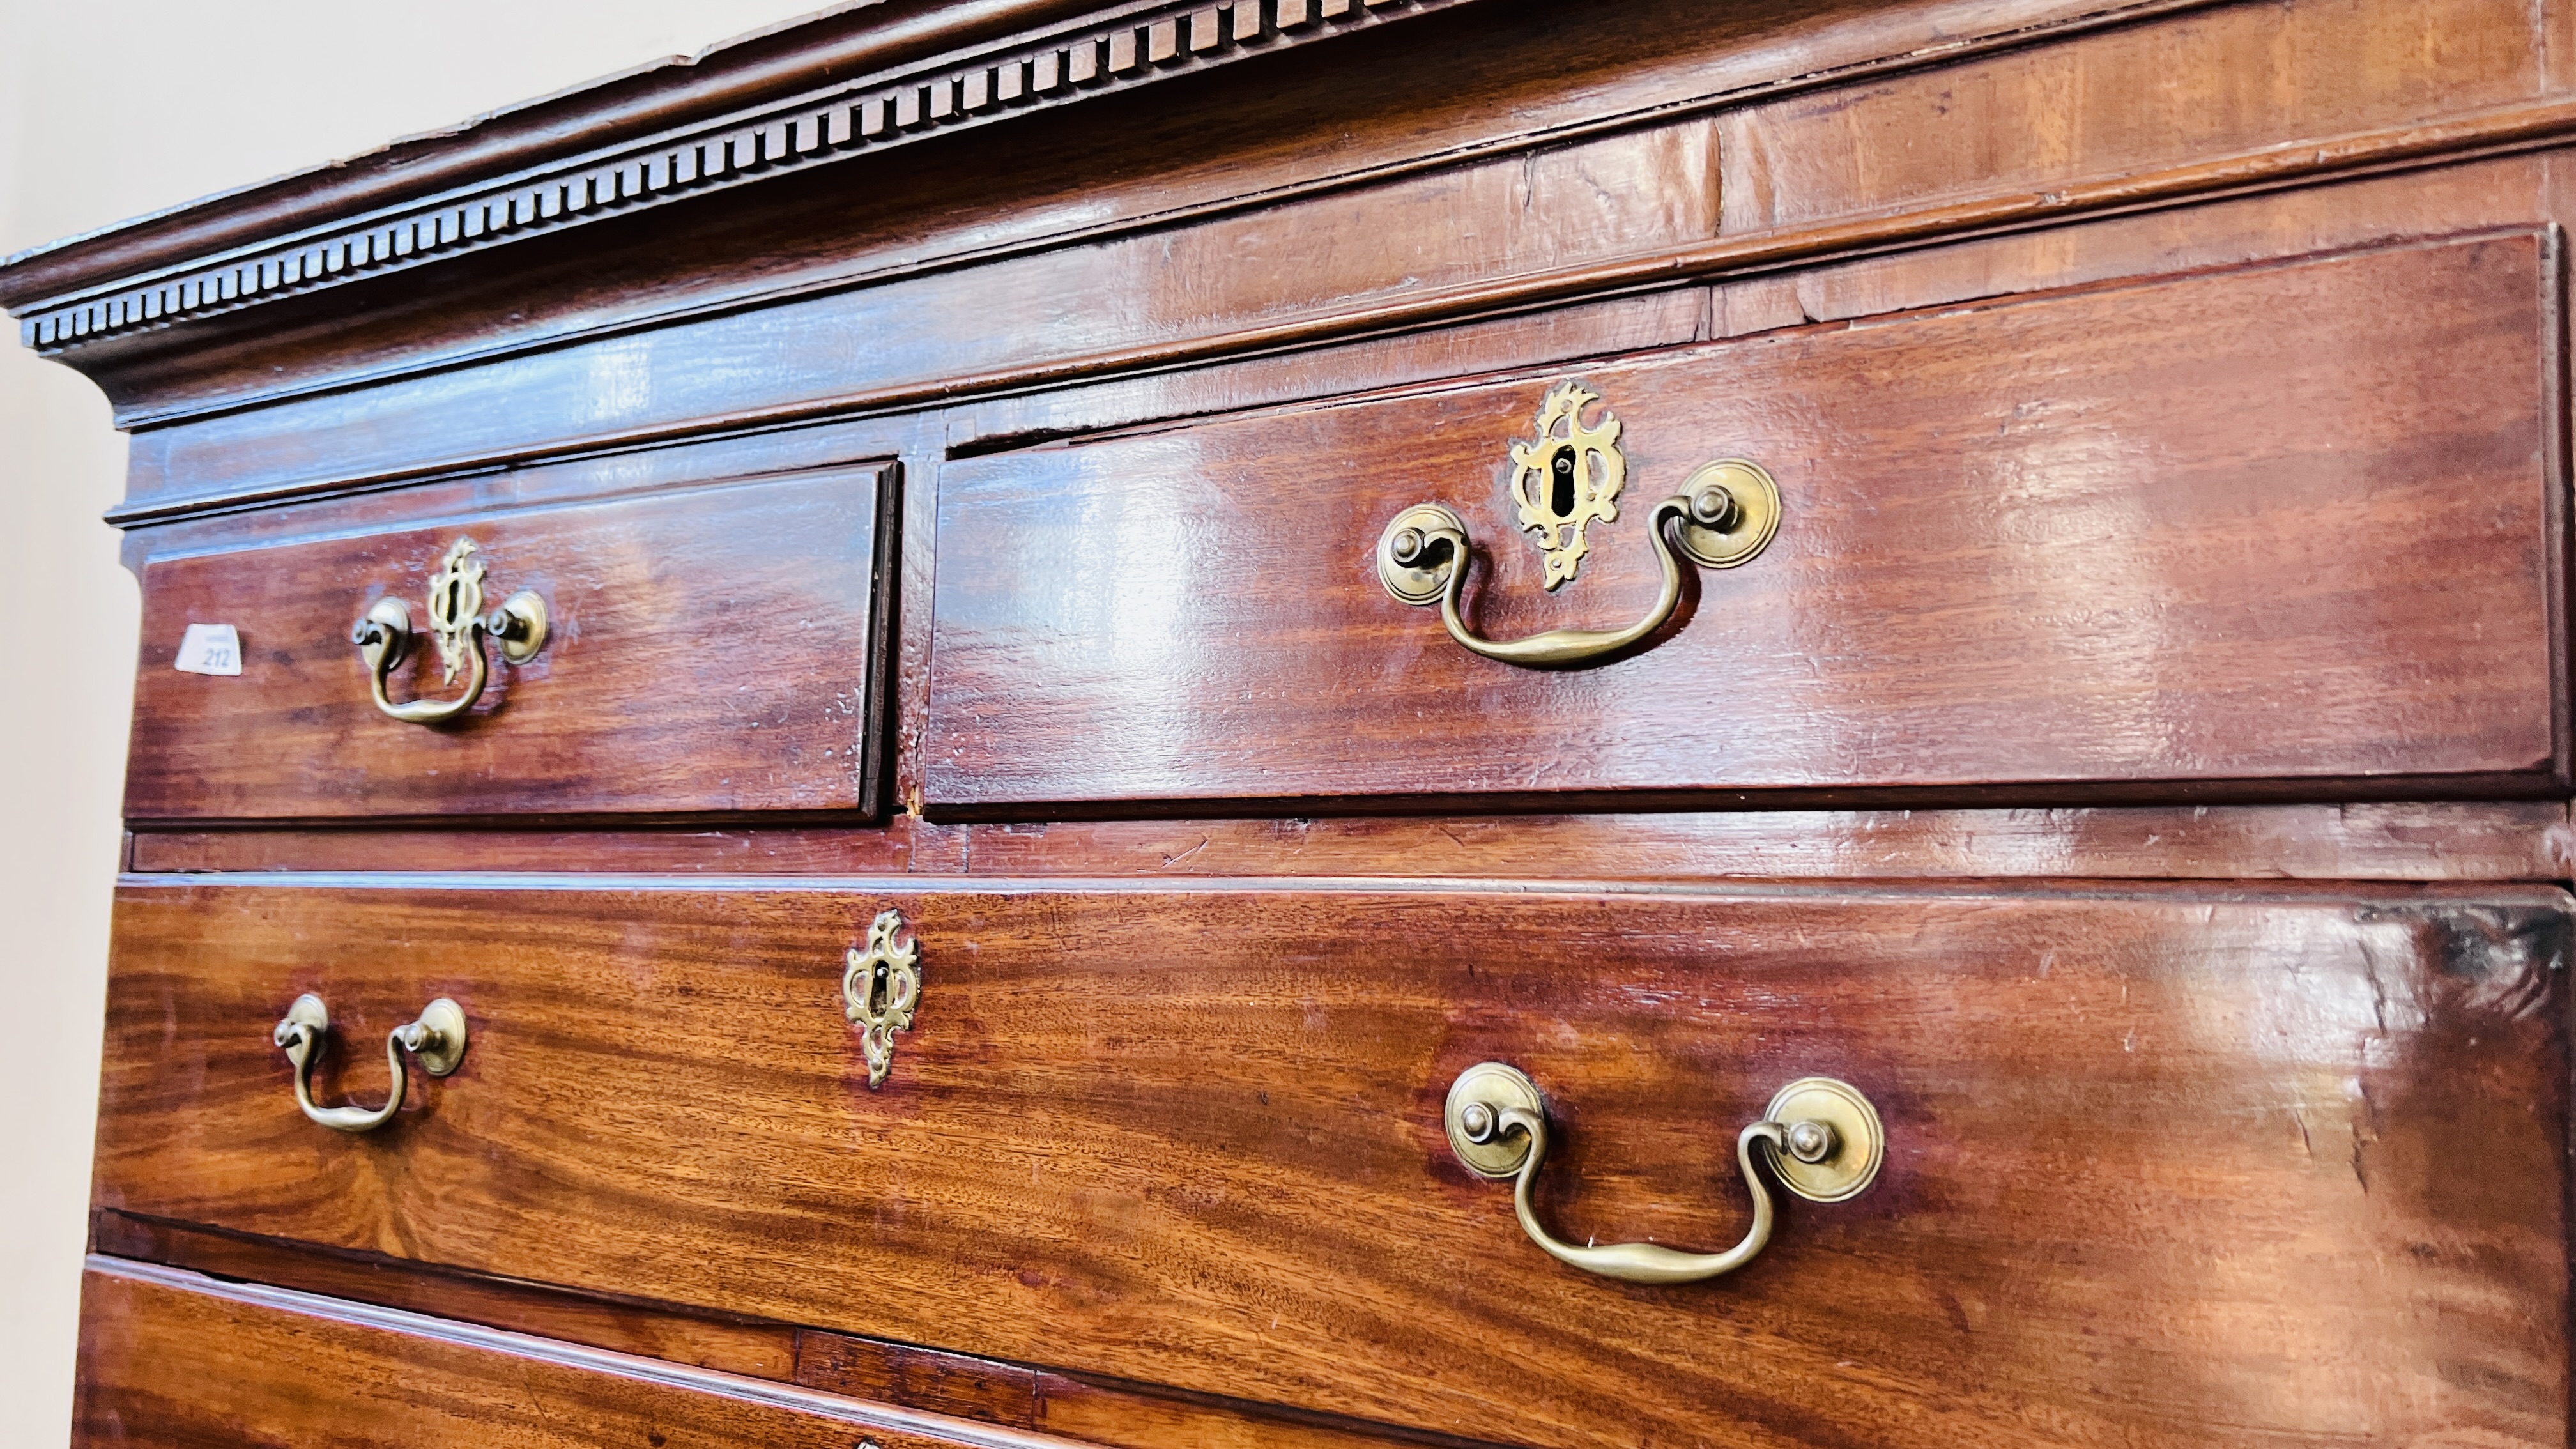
272 993 468 1133
1376 381 1778 668
353 535 548 723
1443 1061 1882 1284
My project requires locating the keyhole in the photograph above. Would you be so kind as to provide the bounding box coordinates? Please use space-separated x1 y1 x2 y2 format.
1549 446 1577 519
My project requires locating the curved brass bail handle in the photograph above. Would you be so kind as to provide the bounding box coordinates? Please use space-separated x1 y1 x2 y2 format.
1445 1062 1883 1285
1440 495 1685 668
272 993 468 1134
1379 461 1781 670
351 536 548 724
1504 1105 1783 1283
354 598 487 724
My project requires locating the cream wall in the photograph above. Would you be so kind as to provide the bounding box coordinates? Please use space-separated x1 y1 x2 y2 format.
0 2 819 1438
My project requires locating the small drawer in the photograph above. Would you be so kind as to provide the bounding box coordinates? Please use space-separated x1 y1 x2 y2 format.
96 878 2568 1448
926 230 2564 813
75 1259 1049 1449
123 461 897 820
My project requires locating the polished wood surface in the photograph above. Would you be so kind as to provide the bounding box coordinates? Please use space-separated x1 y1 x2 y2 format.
1717 0 2548 237
28 0 2576 1440
74 1258 1090 1449
120 800 2576 881
929 234 2564 813
125 461 896 821
56 0 2217 477
942 140 2576 467
95 878 2569 1447
92 1211 1416 1449
11 0 1487 370
795 1332 1432 1449
58 0 2560 521
90 1211 798 1380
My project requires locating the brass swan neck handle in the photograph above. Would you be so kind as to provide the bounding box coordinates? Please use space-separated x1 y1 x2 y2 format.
352 535 547 724
272 993 468 1133
1377 461 1779 670
1444 1062 1882 1284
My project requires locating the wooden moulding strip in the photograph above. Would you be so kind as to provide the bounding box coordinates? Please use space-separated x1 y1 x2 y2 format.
101 91 2576 527
82 1254 1099 1449
0 0 1117 304
112 803 2576 880
20 0 2242 367
68 0 2241 433
84 1225 1510 1449
9 0 1478 356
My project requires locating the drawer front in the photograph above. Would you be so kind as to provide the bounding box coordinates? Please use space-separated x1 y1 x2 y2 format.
125 462 895 820
927 231 2563 813
75 1259 1068 1449
96 878 2569 1448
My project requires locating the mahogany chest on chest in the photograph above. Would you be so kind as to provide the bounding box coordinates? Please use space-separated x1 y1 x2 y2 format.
11 1 2573 1444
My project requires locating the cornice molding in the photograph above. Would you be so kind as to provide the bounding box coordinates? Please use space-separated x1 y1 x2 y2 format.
2 0 1474 355
100 91 2576 525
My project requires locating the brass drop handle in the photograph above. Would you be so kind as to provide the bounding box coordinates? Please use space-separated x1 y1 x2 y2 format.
1443 1062 1882 1285
272 993 468 1133
352 535 547 724
1377 461 1779 669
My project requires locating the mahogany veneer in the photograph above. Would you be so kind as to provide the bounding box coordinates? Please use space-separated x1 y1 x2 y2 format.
93 878 2570 1448
126 459 898 820
75 1259 1084 1449
929 233 2568 813
17 0 2576 1443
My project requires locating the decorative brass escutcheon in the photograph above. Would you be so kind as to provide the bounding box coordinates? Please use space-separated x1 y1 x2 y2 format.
351 536 548 724
1509 381 1629 590
1376 383 1780 668
1443 1061 1882 1284
842 908 922 1089
272 993 468 1134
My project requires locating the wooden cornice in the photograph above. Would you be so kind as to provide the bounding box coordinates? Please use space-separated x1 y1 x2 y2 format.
0 0 1475 355
94 88 2576 526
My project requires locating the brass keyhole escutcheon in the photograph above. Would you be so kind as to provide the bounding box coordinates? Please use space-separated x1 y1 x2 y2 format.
1507 381 1627 591
843 908 922 1089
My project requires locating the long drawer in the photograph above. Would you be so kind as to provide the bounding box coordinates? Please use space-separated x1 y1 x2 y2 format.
926 230 2566 813
94 877 2568 1447
75 1258 1070 1448
123 459 897 820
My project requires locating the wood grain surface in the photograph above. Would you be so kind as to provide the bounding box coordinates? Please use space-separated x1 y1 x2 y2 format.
73 1258 1090 1449
79 0 2191 483
91 1212 1492 1449
111 115 1719 516
89 1211 799 1381
951 139 2568 471
927 233 2565 813
45 1 2576 1445
124 461 896 821
95 878 2570 1448
795 1332 1450 1449
121 800 2576 881
1718 0 2546 236
84 0 2561 519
